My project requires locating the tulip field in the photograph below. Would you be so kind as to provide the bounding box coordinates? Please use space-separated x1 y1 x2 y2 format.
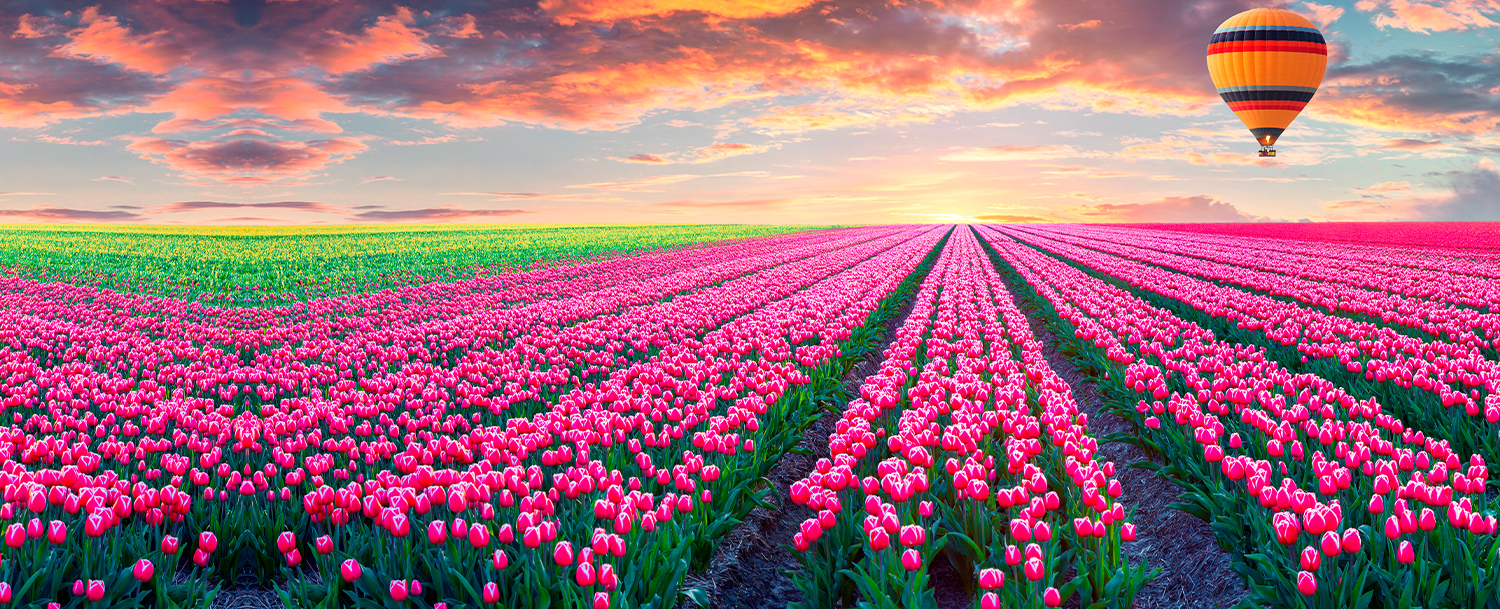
0 222 1495 609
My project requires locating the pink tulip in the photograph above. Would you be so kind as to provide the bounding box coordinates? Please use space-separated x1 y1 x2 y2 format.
978 568 1003 590
1397 540 1415 564
341 559 362 583
133 559 154 582
900 549 921 571
277 531 296 554
1297 571 1316 596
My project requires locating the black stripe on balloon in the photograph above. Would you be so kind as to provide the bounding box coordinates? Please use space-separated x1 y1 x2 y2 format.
1218 90 1317 103
1208 29 1326 45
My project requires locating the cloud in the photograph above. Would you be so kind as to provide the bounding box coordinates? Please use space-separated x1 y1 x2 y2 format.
352 206 534 221
1302 2 1346 27
1116 136 1286 166
541 0 819 25
149 201 347 215
387 133 484 145
0 205 139 221
975 214 1051 223
619 153 670 164
1058 20 1103 32
1358 0 1499 33
609 143 773 165
1382 138 1447 150
90 176 134 184
302 7 443 75
360 176 402 184
1075 195 1259 222
566 170 776 192
940 145 1087 162
48 7 190 75
143 76 354 134
125 136 368 184
1354 181 1413 193
0 192 54 198
14 14 60 39
744 103 956 135
570 174 702 191
12 134 106 145
1409 161 1500 219
1314 52 1500 137
651 197 793 209
441 191 626 202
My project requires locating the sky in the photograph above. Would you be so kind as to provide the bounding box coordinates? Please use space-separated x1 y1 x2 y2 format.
0 0 1498 225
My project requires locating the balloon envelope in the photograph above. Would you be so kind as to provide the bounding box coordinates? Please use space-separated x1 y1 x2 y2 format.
1206 9 1327 149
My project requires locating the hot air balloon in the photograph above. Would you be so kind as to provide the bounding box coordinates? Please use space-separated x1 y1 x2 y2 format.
1206 9 1327 157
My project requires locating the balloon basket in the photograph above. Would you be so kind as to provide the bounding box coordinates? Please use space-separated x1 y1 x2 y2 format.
1259 146 1276 157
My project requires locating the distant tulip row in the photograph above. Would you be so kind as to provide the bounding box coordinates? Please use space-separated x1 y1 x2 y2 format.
979 225 1499 608
999 226 1500 466
1020 224 1500 353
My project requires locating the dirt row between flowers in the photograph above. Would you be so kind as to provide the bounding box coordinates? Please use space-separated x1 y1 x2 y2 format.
693 266 968 609
996 251 1249 609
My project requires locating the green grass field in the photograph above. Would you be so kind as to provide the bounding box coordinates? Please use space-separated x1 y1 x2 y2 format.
0 224 826 303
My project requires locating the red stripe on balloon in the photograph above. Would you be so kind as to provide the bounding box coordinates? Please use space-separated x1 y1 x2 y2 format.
1227 101 1309 112
1207 41 1328 56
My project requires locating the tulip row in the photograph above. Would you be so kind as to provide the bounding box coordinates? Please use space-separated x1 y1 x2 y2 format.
1135 222 1500 263
789 227 1153 609
994 226 1500 468
0 226 949 608
976 225 1500 609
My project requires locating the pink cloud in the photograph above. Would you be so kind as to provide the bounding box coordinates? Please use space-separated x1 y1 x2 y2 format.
1359 0 1499 33
540 0 819 25
1076 195 1259 222
125 136 369 184
611 143 771 164
353 206 534 221
940 145 1086 161
0 205 140 221
14 14 60 38
652 197 792 209
1354 181 1414 193
50 7 189 75
303 7 442 75
148 200 347 214
144 77 352 134
1058 19 1103 32
620 153 670 164
1302 2 1346 27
